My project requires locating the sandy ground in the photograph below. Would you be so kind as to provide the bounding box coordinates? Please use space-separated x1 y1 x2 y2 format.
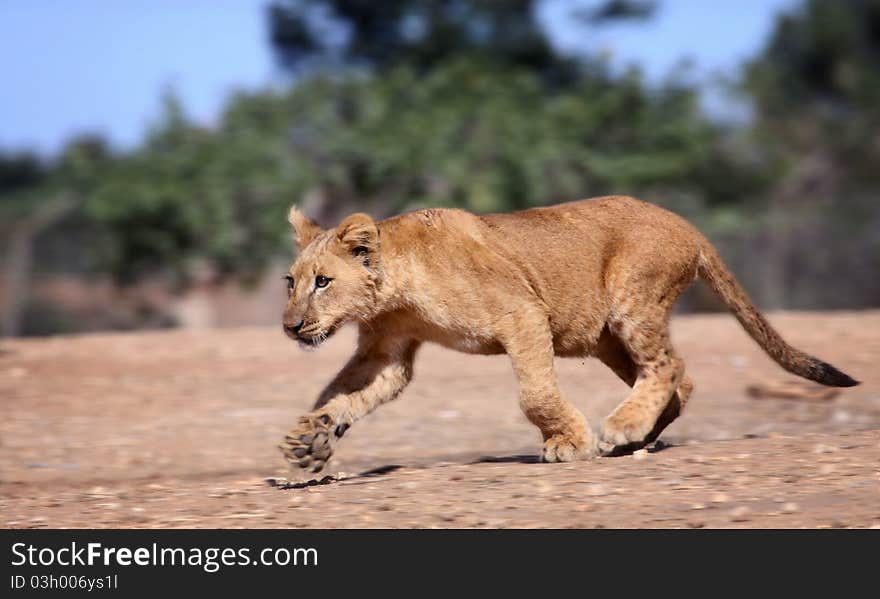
1 311 878 528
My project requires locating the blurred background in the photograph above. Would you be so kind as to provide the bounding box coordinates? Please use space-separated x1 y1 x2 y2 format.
2 0 879 337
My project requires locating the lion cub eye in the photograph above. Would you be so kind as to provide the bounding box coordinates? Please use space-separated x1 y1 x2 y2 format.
315 275 331 288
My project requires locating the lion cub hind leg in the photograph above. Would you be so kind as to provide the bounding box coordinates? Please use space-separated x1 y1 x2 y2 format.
599 317 684 452
504 310 598 462
595 328 693 454
642 373 693 447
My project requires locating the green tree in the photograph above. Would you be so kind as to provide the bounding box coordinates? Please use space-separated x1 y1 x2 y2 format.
268 0 656 85
83 93 297 285
739 0 880 308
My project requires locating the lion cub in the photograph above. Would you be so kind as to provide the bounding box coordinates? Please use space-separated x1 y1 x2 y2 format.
279 196 858 472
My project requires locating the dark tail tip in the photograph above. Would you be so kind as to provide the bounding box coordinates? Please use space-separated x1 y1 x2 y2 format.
810 360 860 387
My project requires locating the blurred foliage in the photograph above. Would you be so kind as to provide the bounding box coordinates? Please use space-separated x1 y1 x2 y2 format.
232 60 761 218
744 0 880 192
270 0 597 86
1 0 879 323
82 94 298 284
737 0 880 308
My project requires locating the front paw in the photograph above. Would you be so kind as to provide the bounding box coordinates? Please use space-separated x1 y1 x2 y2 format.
279 411 349 473
542 430 598 462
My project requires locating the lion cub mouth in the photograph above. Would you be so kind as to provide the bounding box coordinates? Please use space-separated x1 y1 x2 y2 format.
294 323 340 349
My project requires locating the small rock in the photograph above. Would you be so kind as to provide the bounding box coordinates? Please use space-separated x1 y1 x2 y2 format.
585 483 610 497
730 506 751 522
831 410 852 424
711 492 730 504
731 356 748 369
536 480 553 494
781 502 799 514
633 449 649 460
813 443 838 454
690 503 707 511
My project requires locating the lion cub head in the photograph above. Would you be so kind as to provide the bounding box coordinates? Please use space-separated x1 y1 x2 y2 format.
282 207 380 348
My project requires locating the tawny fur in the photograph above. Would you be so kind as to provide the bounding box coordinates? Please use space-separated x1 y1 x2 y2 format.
279 195 859 472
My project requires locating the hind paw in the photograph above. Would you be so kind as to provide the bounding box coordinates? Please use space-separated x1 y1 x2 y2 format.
542 430 598 462
599 410 655 454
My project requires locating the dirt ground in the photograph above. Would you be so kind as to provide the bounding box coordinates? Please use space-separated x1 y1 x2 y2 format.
2 311 878 529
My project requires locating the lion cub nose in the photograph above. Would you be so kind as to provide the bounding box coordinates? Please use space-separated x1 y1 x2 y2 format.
284 320 304 335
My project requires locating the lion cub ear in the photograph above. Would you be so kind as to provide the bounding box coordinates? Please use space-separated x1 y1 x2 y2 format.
336 213 378 263
288 206 324 250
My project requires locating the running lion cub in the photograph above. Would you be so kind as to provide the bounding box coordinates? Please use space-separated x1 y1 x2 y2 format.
279 196 858 472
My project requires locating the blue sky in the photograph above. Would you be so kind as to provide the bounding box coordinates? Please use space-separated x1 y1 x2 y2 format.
0 0 798 156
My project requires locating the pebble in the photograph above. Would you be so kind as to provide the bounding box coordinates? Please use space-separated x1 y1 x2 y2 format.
813 443 838 454
831 410 852 424
711 492 730 504
730 506 751 522
633 449 649 460
781 502 799 514
585 483 610 497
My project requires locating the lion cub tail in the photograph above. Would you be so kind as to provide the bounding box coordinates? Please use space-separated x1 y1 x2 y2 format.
697 243 859 388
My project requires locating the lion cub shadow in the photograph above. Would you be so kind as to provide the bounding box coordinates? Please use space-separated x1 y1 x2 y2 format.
267 464 403 490
473 439 675 464
471 454 542 465
269 439 677 490
599 438 675 458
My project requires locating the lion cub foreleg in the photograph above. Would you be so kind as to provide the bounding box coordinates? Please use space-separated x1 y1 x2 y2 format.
279 336 419 473
504 313 598 462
